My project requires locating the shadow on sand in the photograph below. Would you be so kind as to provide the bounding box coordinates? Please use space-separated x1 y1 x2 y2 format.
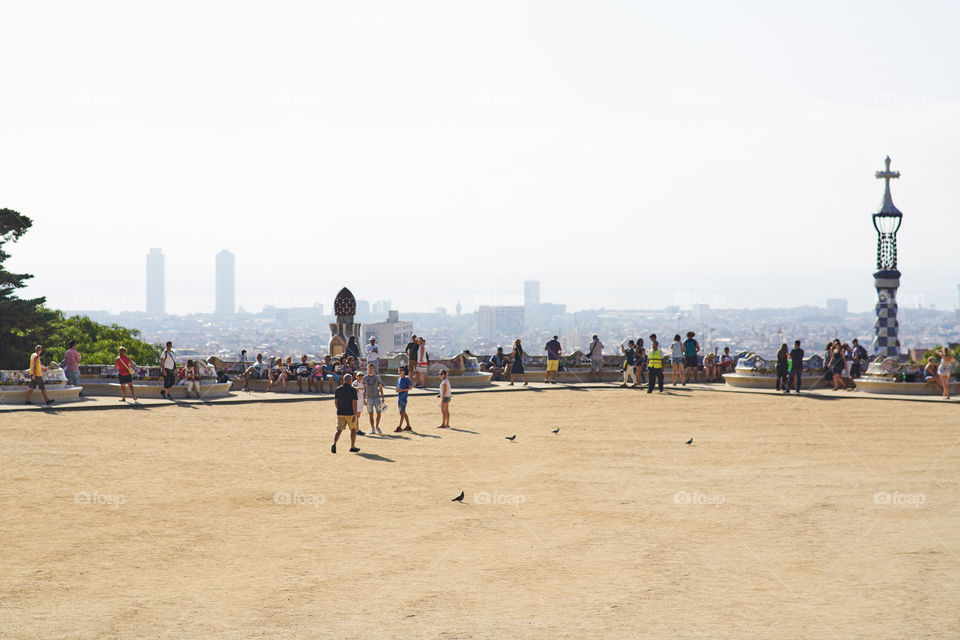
357 453 394 462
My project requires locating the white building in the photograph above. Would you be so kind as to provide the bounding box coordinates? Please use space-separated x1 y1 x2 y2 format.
477 305 525 339
364 312 413 353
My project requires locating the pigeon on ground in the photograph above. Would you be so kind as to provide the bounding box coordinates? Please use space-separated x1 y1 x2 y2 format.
505 435 516 441
685 438 693 445
452 491 465 502
552 428 560 434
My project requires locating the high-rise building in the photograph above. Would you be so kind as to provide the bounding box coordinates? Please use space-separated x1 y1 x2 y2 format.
372 300 391 315
215 249 236 316
523 280 541 308
146 248 165 314
356 299 371 316
477 305 525 339
826 298 848 318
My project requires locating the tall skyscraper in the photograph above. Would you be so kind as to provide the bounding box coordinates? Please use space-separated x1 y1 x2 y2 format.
215 249 236 315
146 248 165 314
523 280 541 308
477 305 525 339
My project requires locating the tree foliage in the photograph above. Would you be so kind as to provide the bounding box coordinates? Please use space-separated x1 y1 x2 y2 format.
44 312 160 367
0 209 57 368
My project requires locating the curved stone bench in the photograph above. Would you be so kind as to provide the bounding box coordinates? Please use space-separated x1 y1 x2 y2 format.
723 372 834 390
0 384 83 405
78 380 232 399
855 377 959 396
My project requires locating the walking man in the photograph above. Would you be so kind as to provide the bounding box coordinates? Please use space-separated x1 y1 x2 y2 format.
364 363 385 434
588 335 604 382
647 341 665 393
405 334 419 376
789 340 804 394
160 341 177 399
544 335 562 384
332 374 360 453
24 345 54 405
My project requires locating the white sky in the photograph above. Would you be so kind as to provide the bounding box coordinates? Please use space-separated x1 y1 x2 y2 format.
3 1 958 315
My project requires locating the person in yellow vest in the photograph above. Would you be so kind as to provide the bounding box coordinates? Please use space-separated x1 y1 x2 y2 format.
24 345 55 405
647 340 664 394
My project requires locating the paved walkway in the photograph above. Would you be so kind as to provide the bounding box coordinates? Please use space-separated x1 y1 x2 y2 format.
1 379 955 414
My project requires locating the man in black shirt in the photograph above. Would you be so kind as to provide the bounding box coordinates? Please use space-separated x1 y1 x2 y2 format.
850 338 868 378
788 340 804 394
405 335 419 373
332 374 360 453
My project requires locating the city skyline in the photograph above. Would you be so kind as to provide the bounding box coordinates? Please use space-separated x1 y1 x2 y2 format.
3 2 957 317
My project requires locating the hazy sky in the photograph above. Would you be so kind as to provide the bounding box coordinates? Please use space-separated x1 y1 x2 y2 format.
4 1 958 315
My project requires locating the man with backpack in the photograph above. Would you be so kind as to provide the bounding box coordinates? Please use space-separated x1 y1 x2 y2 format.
160 341 176 400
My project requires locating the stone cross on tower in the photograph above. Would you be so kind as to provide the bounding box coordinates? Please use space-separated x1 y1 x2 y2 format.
871 156 904 359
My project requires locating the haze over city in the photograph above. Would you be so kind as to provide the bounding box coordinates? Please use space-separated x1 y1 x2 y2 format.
3 1 959 315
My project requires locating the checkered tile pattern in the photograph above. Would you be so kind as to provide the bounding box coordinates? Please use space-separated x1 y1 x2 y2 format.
873 287 900 357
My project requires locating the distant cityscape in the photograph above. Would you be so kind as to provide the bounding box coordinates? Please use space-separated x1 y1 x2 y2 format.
54 249 960 363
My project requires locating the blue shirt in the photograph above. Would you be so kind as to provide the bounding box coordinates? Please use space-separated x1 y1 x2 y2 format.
397 376 412 400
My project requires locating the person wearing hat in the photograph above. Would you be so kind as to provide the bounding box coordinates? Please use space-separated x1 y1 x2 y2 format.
365 337 380 372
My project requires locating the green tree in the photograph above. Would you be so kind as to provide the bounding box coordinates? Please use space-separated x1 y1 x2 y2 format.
44 313 160 367
0 209 57 369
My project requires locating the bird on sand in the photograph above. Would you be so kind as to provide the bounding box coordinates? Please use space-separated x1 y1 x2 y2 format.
685 437 693 445
505 435 516 441
452 491 465 502
552 428 560 434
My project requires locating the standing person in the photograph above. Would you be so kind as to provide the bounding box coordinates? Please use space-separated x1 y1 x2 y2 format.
936 347 954 400
509 339 528 386
775 344 790 392
789 340 804 394
646 341 664 393
635 338 647 386
24 345 54 405
620 340 637 387
363 363 385 434
159 341 176 399
345 336 361 362
365 337 380 372
827 341 846 391
184 359 202 399
115 346 138 403
405 334 419 375
850 339 868 378
587 335 604 382
544 335 562 384
683 332 700 383
353 372 365 429
670 334 685 386
62 340 82 389
438 369 452 428
395 366 413 432
415 337 429 388
332 374 361 454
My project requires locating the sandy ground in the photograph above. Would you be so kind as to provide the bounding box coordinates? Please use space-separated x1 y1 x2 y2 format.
1 386 958 639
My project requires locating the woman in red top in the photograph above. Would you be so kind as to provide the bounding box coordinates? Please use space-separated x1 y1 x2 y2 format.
115 346 138 403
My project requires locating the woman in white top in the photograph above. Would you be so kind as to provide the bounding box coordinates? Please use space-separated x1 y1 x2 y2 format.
438 369 452 429
670 334 685 386
353 373 366 424
936 347 954 400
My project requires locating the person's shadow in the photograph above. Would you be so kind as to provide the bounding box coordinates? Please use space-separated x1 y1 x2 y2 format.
357 453 394 462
